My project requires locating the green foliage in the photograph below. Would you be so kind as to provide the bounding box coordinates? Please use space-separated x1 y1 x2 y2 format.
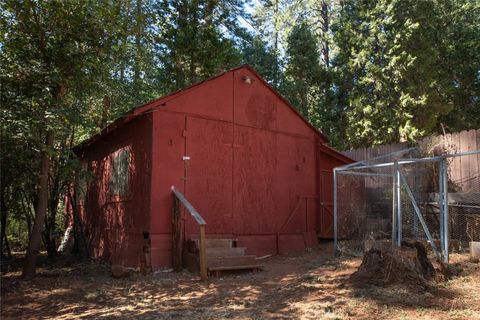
283 23 323 119
0 0 256 257
0 0 158 256
239 34 281 87
252 0 479 149
436 0 480 132
331 0 480 148
0 0 479 257
155 0 246 92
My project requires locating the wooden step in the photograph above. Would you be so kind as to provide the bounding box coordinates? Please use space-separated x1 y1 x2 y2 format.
183 238 263 276
207 255 257 268
191 238 236 248
206 246 246 257
208 264 264 271
205 239 235 248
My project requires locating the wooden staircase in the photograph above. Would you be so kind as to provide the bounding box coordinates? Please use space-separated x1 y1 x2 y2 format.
183 238 263 276
171 186 262 279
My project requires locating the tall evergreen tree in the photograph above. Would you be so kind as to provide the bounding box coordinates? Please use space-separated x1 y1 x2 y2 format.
253 0 479 149
331 0 469 148
1 0 479 276
155 0 245 92
239 34 281 86
252 0 294 86
283 23 323 120
437 0 480 132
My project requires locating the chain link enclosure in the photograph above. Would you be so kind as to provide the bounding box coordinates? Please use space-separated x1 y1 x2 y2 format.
334 149 480 263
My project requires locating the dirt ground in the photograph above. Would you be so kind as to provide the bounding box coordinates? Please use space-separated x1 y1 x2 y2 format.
2 244 480 320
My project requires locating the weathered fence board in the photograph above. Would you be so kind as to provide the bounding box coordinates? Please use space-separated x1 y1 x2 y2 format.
342 129 480 192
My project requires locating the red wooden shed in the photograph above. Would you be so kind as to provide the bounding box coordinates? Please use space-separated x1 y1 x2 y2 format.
74 65 352 270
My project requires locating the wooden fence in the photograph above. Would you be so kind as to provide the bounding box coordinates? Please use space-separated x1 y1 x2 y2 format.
342 129 480 192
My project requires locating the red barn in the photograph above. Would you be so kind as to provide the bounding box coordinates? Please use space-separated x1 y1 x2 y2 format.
74 65 351 270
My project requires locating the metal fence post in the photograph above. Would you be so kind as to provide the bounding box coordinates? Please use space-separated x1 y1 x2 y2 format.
413 162 418 238
441 158 449 263
399 170 442 260
396 162 402 246
392 162 398 246
333 168 338 256
439 159 445 261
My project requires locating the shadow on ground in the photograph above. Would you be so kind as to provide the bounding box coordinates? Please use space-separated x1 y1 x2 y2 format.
2 249 479 319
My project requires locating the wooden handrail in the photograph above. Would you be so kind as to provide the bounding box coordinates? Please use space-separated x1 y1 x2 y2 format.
171 186 206 225
171 185 207 280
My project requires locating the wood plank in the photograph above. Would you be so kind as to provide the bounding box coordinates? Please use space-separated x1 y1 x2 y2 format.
205 239 234 248
207 255 257 268
191 238 235 248
444 132 454 192
340 130 480 195
172 195 183 272
206 247 246 257
450 131 462 189
462 130 477 191
208 264 264 272
199 225 207 280
182 251 199 273
449 193 480 204
477 129 480 192
430 192 480 204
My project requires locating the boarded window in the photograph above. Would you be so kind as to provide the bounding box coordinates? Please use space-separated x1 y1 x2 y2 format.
109 147 131 197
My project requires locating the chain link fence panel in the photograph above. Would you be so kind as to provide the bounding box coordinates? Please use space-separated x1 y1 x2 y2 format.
335 149 480 261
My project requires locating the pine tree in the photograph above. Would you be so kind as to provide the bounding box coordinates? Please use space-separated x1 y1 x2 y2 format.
437 0 480 132
239 34 281 86
283 23 323 120
155 0 245 92
331 0 469 148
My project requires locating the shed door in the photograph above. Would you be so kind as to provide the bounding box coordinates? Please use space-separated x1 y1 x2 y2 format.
319 169 334 238
184 116 234 235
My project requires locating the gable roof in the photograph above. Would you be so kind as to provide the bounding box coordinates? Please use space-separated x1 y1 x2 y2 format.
318 143 354 164
74 65 329 152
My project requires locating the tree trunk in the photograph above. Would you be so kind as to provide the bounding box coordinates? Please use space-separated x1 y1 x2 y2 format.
188 1 199 85
22 131 54 278
57 225 73 253
68 187 89 259
43 171 61 258
25 210 32 242
1 190 11 259
133 0 143 87
320 0 330 68
273 0 279 87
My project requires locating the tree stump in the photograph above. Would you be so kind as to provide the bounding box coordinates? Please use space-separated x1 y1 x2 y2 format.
350 241 435 287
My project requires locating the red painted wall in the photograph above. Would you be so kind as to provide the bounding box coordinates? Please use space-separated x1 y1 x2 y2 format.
149 68 332 269
77 66 351 270
78 114 152 267
317 146 353 238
